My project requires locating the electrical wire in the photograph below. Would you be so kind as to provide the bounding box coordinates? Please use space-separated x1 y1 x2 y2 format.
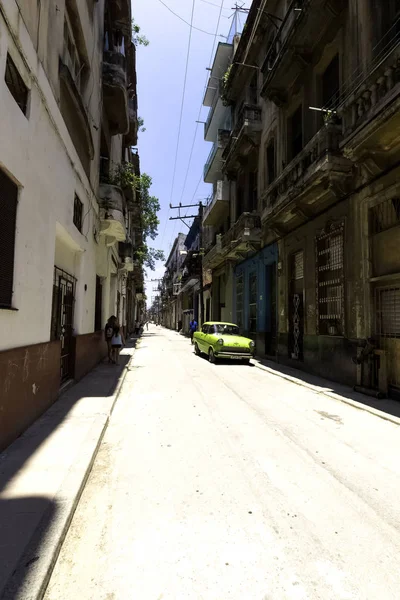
168 0 226 248
156 0 224 36
177 0 226 206
159 0 197 249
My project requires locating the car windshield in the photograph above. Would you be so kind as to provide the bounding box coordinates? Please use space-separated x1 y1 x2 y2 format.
213 324 239 335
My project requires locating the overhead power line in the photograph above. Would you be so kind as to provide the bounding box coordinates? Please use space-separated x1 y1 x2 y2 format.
160 0 196 249
156 0 225 36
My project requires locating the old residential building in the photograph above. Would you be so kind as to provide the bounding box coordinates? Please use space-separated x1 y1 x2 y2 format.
214 0 400 397
0 0 143 450
162 233 187 331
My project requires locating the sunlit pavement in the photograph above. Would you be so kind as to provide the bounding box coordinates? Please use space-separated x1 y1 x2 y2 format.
45 325 400 600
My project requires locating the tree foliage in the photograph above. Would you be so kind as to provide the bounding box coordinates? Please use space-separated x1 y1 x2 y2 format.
106 164 164 270
132 19 149 46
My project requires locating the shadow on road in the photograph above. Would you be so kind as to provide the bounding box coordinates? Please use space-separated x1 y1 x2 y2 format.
256 358 400 420
0 338 137 599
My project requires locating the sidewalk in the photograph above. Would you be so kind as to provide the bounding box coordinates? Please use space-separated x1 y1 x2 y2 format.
253 357 400 424
0 340 137 600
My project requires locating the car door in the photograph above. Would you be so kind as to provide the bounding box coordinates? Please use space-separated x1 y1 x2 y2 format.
197 324 208 352
205 324 216 352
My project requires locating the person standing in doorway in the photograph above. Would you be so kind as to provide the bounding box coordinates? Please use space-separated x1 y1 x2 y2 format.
111 323 125 365
105 315 116 363
135 320 140 336
189 318 198 344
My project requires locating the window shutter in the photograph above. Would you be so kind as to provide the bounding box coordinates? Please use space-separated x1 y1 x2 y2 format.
0 169 18 307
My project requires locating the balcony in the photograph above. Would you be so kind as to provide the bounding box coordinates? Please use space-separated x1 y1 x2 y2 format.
204 130 230 183
261 123 352 232
99 183 127 246
203 212 261 269
125 97 138 146
204 82 230 142
260 0 346 105
59 61 94 177
223 104 262 173
102 51 129 135
339 40 400 164
203 181 230 227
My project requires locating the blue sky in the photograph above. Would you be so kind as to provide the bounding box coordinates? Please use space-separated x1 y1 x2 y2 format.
132 0 250 301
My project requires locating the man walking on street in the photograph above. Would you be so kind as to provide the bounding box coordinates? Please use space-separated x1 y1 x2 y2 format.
189 318 198 344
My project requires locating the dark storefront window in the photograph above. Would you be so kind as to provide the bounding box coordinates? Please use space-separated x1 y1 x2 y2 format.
249 272 257 334
316 223 345 336
236 273 244 328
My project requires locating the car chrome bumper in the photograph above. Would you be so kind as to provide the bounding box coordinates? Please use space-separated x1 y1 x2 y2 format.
214 352 253 359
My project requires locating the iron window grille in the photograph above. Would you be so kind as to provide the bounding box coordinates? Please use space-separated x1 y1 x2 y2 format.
370 197 400 235
376 286 400 338
236 273 244 328
73 194 83 232
0 168 18 308
5 53 29 115
249 272 257 334
316 222 345 336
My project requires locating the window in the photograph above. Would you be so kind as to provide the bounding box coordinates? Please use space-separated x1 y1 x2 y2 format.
248 171 258 212
0 168 18 308
316 223 345 335
370 197 400 235
5 53 29 115
236 273 244 328
322 54 340 109
202 324 209 334
236 186 244 219
249 272 257 334
376 286 400 337
289 105 303 159
95 276 102 331
266 138 276 186
63 15 82 90
73 194 83 232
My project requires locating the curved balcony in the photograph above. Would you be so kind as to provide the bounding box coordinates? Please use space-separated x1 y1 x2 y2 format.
261 123 352 234
203 181 230 227
223 105 262 174
203 212 261 269
125 97 138 146
99 184 127 246
102 51 129 135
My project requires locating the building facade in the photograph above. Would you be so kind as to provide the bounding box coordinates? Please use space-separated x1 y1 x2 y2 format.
162 233 186 331
0 0 143 450
219 0 400 397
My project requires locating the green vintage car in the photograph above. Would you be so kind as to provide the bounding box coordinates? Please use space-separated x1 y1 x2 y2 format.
193 322 255 364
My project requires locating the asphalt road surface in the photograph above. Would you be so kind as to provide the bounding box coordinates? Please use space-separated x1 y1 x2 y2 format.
45 326 400 600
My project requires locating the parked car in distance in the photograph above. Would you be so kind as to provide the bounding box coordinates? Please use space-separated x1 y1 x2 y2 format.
193 322 255 364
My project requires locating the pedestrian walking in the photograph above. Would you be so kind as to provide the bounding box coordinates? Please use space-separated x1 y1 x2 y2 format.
189 318 198 344
146 321 149 331
105 315 116 363
111 323 125 365
135 320 140 336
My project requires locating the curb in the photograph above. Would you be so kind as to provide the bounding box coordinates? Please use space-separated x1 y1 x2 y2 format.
253 361 400 427
1 347 136 600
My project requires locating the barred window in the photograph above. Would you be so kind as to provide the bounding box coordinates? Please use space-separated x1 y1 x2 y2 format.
73 194 83 232
249 272 257 334
236 273 244 328
316 223 345 335
370 197 400 235
0 168 18 308
376 286 400 337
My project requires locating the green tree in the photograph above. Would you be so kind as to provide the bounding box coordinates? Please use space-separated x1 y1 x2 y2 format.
132 19 149 46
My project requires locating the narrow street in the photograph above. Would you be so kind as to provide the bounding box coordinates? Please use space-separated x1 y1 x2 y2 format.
45 326 400 600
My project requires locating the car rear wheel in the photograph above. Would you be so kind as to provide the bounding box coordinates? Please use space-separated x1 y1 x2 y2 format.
194 342 200 356
208 348 216 364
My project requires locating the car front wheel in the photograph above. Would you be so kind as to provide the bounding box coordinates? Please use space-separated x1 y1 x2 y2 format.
209 348 216 364
194 342 200 356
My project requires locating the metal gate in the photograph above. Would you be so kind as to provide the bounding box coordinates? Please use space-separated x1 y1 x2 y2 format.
375 284 400 394
51 267 76 382
289 251 304 360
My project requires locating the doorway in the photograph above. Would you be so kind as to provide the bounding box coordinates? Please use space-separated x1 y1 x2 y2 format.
51 267 76 382
265 264 277 356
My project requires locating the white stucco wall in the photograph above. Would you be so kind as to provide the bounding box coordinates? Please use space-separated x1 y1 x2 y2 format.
0 0 116 351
